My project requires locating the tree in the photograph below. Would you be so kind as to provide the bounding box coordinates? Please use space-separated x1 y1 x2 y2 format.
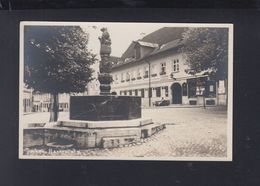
24 26 97 121
180 28 229 107
180 27 228 80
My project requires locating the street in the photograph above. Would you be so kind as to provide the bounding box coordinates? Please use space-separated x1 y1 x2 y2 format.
23 106 228 158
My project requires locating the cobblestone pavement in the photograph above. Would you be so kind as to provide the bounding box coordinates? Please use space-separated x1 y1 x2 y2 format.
23 107 228 158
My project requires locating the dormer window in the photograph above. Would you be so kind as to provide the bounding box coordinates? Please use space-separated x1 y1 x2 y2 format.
135 45 141 59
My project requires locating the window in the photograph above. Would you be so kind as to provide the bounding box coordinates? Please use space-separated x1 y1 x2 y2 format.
209 85 214 92
160 62 166 75
124 91 127 95
129 90 132 95
141 89 144 98
151 64 157 77
218 80 225 94
196 78 206 96
144 67 149 78
207 81 216 97
135 46 141 59
114 74 118 81
164 86 169 97
137 69 141 76
187 79 196 98
173 59 180 72
196 86 205 96
135 89 138 96
126 72 130 81
155 87 161 97
131 70 136 81
145 89 149 97
121 73 125 82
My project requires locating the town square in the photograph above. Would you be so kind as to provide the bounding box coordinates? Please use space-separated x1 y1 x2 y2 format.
23 106 227 158
20 22 232 160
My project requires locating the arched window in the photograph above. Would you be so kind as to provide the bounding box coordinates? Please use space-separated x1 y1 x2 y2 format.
182 83 187 96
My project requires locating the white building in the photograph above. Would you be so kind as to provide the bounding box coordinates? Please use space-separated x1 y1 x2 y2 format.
32 93 70 112
111 27 227 107
23 85 33 113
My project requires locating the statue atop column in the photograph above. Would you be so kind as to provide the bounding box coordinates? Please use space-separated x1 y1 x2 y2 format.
98 27 113 95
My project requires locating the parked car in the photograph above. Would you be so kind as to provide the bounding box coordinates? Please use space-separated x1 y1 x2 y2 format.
154 99 170 106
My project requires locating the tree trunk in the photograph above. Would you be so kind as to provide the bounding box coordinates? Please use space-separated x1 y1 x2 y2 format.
49 92 59 122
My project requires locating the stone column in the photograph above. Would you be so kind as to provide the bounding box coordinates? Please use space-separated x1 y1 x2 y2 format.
98 28 113 95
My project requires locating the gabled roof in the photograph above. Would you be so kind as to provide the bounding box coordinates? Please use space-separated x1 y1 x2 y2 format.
149 39 184 56
141 27 185 45
121 42 136 60
121 27 185 60
112 27 187 69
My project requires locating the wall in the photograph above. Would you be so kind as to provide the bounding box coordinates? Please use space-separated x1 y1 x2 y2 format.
111 51 190 107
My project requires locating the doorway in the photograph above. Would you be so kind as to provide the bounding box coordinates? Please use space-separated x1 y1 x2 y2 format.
171 83 182 104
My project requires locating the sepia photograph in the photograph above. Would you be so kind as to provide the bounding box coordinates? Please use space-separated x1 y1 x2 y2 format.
19 22 233 160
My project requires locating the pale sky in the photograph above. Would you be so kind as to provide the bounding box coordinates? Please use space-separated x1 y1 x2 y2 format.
81 23 165 57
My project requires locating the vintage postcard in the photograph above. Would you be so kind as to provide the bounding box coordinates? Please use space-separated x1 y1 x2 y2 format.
19 22 233 161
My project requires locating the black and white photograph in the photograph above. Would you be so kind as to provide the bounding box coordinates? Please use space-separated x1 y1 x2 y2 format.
19 22 233 160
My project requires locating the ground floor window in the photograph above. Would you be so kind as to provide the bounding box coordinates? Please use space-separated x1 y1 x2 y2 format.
155 87 161 97
187 77 216 98
164 86 169 97
188 79 197 98
218 80 225 94
141 89 144 98
206 80 216 97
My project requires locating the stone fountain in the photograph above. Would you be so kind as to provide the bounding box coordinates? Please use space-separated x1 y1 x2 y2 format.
23 28 166 150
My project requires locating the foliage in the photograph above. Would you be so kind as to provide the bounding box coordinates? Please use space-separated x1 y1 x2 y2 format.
180 28 228 80
24 26 97 94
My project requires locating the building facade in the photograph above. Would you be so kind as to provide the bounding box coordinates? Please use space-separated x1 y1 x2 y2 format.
110 27 227 107
32 93 70 112
23 86 33 113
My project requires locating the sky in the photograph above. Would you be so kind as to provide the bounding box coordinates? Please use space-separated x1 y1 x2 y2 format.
81 23 165 57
